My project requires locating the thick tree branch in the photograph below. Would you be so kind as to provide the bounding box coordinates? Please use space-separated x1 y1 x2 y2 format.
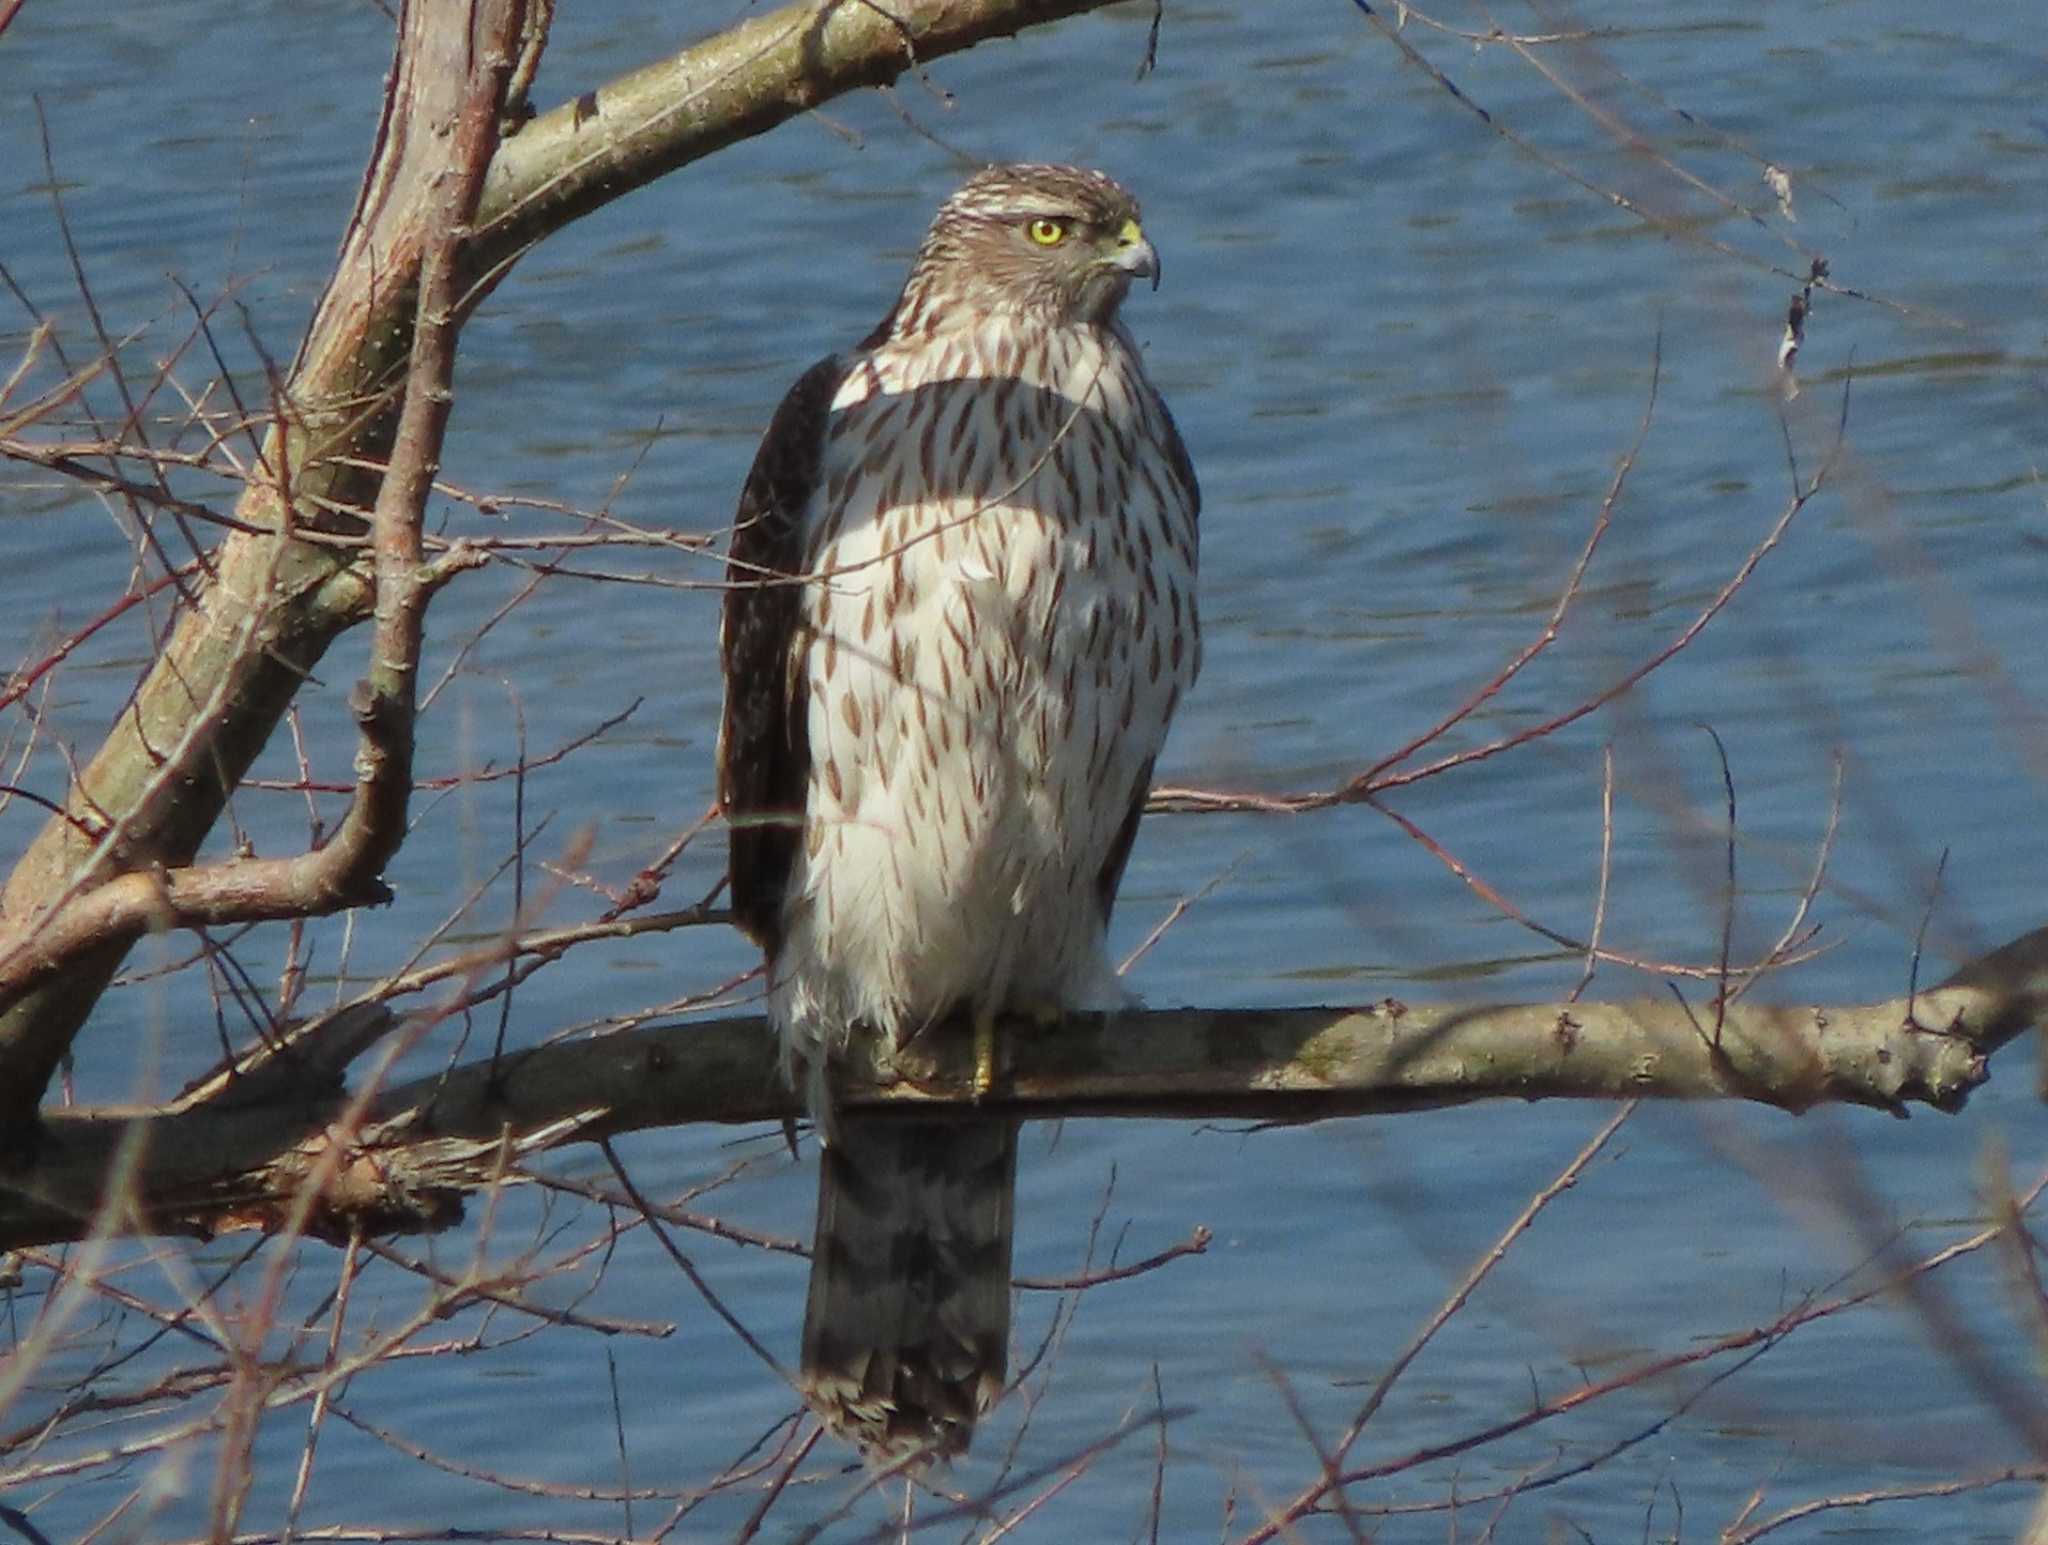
321 5 517 897
4 927 2042 1252
0 16 514 1018
470 0 1125 275
0 1 519 1138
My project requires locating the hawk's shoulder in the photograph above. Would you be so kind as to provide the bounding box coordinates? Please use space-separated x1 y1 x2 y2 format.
718 351 849 956
1154 387 1201 524
1117 321 1201 524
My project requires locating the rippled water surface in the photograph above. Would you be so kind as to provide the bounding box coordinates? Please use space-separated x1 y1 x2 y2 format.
3 2 2045 1539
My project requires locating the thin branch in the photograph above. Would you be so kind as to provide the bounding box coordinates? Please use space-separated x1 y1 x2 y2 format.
1246 1104 1636 1542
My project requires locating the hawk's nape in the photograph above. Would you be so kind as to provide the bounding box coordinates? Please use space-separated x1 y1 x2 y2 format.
716 163 1200 1464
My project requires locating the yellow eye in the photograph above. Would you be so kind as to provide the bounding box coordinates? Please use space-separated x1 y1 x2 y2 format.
1026 217 1068 247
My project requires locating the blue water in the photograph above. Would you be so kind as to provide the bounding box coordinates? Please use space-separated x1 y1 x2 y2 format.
3 2 2045 1539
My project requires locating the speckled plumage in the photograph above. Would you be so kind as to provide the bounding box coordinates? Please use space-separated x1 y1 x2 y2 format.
718 163 1199 1462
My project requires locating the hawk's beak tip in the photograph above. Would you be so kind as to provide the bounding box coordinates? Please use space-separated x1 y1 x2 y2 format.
1115 234 1162 291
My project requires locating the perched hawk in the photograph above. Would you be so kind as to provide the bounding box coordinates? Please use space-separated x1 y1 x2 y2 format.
718 163 1200 1462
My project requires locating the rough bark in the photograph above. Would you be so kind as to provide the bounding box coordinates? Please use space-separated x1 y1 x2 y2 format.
471 0 1134 273
4 926 2041 1251
0 1 514 1136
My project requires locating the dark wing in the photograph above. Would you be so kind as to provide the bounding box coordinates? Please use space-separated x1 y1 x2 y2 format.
1094 755 1155 925
719 353 845 959
1154 391 1202 531
1094 379 1202 925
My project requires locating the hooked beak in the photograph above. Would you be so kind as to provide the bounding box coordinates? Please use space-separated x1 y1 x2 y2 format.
1111 217 1161 291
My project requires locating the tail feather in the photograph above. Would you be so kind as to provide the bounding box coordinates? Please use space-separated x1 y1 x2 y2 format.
799 1115 1018 1463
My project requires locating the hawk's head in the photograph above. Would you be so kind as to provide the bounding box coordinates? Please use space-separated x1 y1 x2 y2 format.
897 163 1161 331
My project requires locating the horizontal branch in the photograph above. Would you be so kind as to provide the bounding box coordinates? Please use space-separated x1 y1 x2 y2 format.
5 925 2043 1252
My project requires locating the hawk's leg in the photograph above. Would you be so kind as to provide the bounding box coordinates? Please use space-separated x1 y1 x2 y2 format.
972 999 1065 1099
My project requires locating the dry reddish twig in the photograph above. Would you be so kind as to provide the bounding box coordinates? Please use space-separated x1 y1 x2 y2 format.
598 1140 788 1382
1151 369 1839 821
532 1165 808 1259
796 1406 1185 1545
731 1425 823 1544
1368 791 1827 983
1243 1167 2048 1541
278 1228 359 1538
323 1399 693 1505
1571 743 1618 1002
237 699 642 796
1119 852 1243 975
1722 1468 2048 1545
1368 339 1657 791
1240 1103 1636 1542
1015 1226 1212 1291
1727 752 1842 1005
1346 0 1937 323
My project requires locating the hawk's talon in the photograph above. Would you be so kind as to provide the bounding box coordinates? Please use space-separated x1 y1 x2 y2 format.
971 1005 999 1101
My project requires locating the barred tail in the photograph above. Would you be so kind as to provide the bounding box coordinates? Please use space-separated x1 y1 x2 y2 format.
799 1115 1018 1463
